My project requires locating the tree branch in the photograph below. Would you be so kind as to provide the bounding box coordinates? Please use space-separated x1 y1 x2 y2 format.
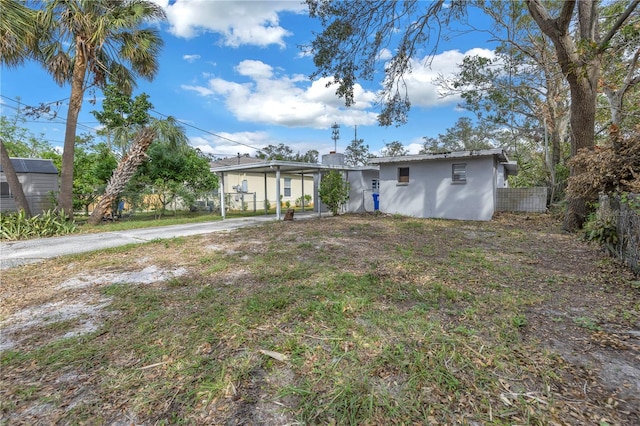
598 0 640 53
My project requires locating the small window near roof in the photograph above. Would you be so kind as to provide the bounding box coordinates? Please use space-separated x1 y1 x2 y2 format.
398 167 410 183
452 163 467 183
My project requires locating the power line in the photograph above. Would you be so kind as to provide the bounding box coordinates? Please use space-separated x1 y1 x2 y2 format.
0 96 98 134
150 109 263 151
2 94 264 152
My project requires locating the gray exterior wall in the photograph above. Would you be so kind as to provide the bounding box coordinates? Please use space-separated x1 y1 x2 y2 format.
346 169 379 213
378 156 497 221
1 171 58 214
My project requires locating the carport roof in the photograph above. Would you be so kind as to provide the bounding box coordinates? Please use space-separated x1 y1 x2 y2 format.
210 160 377 175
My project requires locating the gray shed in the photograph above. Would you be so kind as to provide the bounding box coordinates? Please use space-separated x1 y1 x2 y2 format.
0 158 59 214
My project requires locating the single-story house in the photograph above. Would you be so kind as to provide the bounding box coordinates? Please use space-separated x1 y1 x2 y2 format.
368 149 517 221
0 158 59 214
210 152 381 219
210 156 316 211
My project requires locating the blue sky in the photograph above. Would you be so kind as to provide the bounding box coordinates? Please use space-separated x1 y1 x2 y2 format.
0 0 497 159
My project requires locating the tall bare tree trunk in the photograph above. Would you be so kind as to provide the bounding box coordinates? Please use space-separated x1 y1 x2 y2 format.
527 0 639 230
59 40 88 219
527 0 597 231
0 137 32 217
88 128 156 225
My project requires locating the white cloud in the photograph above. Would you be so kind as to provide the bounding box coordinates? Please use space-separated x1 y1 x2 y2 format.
235 60 274 79
388 48 496 109
377 48 393 61
182 60 379 129
151 0 307 47
182 54 201 63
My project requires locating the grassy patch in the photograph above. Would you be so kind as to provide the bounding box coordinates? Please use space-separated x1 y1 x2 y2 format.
1 214 636 425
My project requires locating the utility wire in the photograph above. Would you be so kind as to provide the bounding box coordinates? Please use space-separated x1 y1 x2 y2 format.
150 109 262 151
1 94 264 152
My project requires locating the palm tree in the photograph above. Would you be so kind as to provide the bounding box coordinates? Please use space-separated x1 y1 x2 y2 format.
37 0 166 218
87 116 189 225
0 0 40 67
0 0 44 217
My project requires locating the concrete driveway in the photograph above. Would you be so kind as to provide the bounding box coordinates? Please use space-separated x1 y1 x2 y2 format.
1 213 320 270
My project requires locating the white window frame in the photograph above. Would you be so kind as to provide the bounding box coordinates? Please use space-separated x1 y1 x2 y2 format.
284 177 292 197
397 167 410 184
452 163 467 184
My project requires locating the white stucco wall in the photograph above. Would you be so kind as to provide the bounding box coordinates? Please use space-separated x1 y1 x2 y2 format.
378 156 497 221
346 169 379 213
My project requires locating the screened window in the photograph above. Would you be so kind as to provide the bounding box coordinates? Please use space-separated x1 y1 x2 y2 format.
284 177 292 197
452 163 467 183
398 167 410 184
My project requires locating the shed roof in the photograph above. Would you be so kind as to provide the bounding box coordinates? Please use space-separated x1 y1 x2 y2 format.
0 158 58 174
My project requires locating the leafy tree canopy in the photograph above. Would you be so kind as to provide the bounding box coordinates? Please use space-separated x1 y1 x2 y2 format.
257 143 319 163
345 138 370 166
380 141 408 157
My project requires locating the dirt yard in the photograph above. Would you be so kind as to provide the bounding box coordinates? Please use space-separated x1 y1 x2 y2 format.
1 213 638 425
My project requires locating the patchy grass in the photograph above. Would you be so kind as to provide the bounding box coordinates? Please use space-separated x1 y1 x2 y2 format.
1 213 639 425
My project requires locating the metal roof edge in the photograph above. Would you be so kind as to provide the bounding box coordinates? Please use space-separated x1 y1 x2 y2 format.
368 149 508 164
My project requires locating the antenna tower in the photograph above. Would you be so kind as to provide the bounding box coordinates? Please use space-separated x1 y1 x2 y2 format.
331 122 340 152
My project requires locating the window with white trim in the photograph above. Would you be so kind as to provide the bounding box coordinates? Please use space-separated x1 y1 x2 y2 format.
398 167 410 184
284 177 292 197
452 163 467 183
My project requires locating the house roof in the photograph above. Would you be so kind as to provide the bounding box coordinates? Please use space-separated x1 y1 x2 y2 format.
369 148 509 164
210 159 378 175
369 148 517 175
0 158 58 174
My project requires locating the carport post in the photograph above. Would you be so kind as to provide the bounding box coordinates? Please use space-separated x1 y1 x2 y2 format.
264 173 268 215
301 172 305 212
219 172 226 219
275 165 281 220
314 171 321 217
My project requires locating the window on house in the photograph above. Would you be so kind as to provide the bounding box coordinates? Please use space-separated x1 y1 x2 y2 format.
372 179 380 191
452 163 467 183
284 177 292 197
398 167 410 184
0 181 11 197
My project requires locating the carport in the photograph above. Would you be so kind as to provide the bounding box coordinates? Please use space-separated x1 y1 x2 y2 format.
209 160 351 220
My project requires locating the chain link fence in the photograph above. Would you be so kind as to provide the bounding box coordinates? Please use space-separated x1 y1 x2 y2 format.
496 187 548 213
598 194 639 274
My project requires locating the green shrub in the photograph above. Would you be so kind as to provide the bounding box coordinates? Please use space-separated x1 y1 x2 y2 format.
319 170 349 215
0 210 77 240
583 212 618 253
